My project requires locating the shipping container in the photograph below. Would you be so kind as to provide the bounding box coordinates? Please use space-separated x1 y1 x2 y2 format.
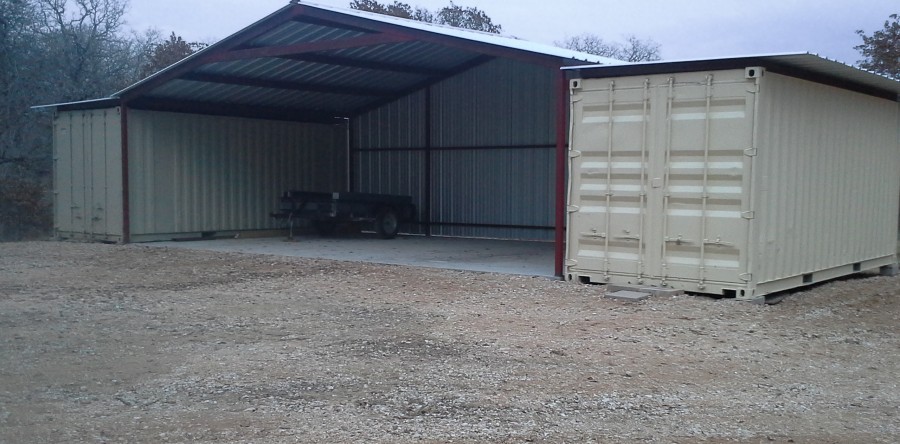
53 108 124 242
53 108 347 241
565 61 900 300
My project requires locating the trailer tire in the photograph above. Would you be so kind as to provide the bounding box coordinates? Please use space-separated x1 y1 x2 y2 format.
375 208 400 239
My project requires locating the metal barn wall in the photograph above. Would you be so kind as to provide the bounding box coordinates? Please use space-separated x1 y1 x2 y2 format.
53 108 124 241
353 58 558 240
128 110 347 239
753 72 900 289
353 92 428 235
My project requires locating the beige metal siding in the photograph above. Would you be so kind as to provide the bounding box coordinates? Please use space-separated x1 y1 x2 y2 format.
53 108 123 241
753 73 900 287
128 110 346 238
567 68 900 298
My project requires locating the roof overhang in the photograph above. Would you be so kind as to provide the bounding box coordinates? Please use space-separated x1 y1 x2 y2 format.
563 53 900 102
37 1 617 122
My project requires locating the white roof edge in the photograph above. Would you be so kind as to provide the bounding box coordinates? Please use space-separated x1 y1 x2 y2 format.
31 97 120 110
299 1 621 65
561 51 812 70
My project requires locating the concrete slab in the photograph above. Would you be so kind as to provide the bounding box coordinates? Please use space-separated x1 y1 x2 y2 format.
148 234 556 277
605 290 651 301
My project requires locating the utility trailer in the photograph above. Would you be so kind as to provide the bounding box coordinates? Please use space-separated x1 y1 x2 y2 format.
271 191 416 239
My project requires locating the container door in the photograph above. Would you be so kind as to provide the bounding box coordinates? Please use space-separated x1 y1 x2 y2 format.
53 109 123 241
658 73 756 289
568 70 757 290
567 78 655 282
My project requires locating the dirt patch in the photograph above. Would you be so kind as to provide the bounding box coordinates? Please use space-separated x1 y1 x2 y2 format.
1 241 898 443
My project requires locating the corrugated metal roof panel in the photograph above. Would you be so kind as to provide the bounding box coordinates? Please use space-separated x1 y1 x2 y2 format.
328 40 476 70
43 2 619 113
148 80 371 113
248 19 369 46
197 58 426 91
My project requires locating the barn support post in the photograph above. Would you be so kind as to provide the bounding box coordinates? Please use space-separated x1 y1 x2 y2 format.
424 86 432 236
347 119 354 192
554 69 567 278
119 102 130 244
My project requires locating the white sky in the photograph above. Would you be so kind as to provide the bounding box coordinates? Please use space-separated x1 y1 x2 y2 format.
124 0 897 65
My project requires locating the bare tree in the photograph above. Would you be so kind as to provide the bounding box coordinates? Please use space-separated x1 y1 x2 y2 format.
557 33 661 62
0 0 42 169
855 14 899 79
34 0 138 100
435 3 501 33
349 0 432 21
350 0 501 33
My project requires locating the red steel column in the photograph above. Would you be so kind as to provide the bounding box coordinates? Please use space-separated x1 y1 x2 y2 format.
554 70 567 278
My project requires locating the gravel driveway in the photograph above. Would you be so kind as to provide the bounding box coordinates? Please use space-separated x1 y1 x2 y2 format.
1 241 898 443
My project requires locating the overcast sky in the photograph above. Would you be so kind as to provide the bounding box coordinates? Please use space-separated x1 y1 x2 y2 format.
124 0 896 66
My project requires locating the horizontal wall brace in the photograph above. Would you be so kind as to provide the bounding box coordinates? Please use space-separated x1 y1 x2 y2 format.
353 144 562 152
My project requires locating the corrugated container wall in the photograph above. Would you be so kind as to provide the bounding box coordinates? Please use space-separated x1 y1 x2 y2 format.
127 111 347 240
566 68 900 299
353 58 558 240
53 108 124 242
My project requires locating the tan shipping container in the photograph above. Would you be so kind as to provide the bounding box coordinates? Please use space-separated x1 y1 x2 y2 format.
566 65 900 300
52 108 347 241
53 108 124 242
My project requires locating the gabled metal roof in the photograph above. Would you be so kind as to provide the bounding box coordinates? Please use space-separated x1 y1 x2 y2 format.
40 1 618 122
564 53 900 102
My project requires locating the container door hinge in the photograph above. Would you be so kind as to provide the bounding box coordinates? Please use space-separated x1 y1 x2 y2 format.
565 259 578 266
567 205 580 213
739 272 752 282
743 147 757 157
741 211 755 220
569 150 582 158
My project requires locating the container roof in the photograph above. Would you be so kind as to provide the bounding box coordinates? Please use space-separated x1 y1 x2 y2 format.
564 53 900 102
41 1 618 122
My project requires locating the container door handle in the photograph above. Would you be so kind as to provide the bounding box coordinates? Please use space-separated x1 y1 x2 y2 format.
703 237 734 247
664 235 694 245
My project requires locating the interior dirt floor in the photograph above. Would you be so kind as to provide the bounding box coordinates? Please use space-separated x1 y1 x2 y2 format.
1 241 899 443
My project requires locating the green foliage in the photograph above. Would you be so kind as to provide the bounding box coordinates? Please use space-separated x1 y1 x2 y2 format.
350 0 501 33
856 14 899 79
0 177 52 241
140 32 207 78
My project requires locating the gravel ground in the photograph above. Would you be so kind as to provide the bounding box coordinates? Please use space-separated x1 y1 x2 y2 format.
1 241 898 443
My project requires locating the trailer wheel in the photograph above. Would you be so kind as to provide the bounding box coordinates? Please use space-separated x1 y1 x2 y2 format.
375 208 400 239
